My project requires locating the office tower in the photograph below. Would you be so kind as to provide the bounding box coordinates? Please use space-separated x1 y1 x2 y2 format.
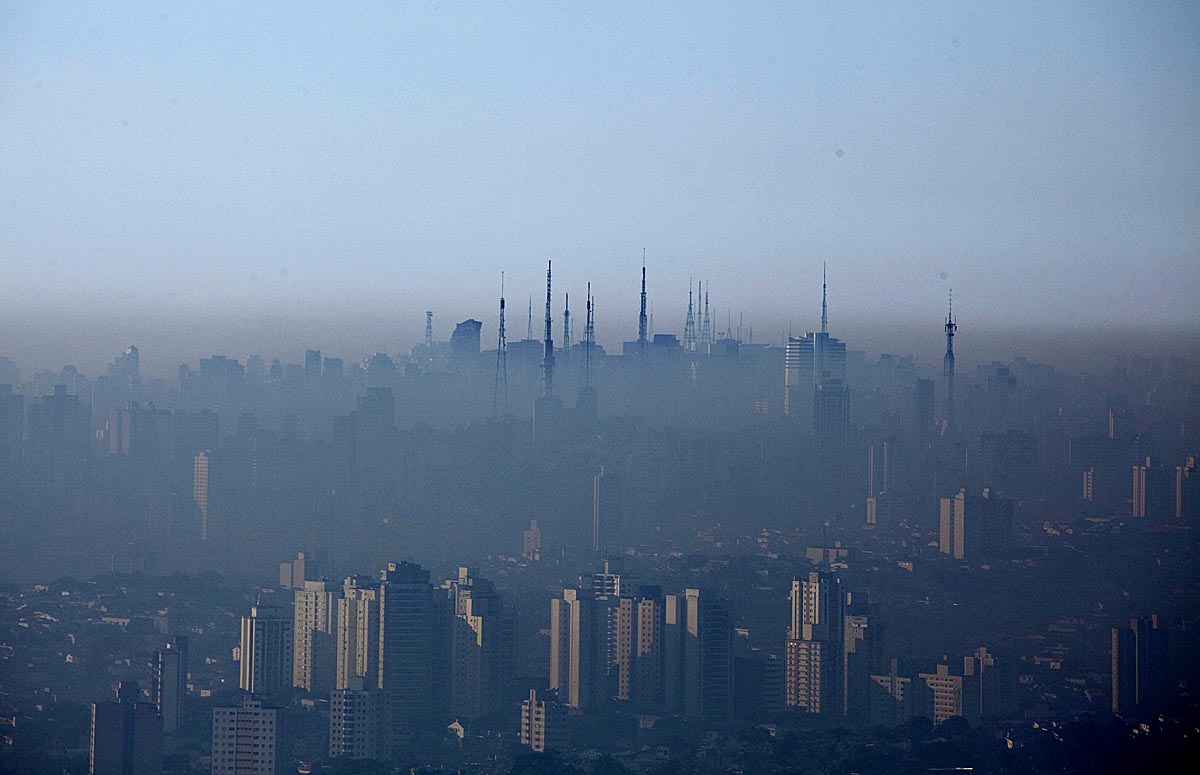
520 689 565 753
785 572 844 715
239 604 294 696
150 637 188 734
549 588 611 710
211 696 280 775
1112 616 1170 716
939 489 1015 561
1132 459 1175 520
0 385 22 502
449 319 483 365
843 605 882 723
378 562 433 737
329 679 385 760
814 378 850 479
444 568 511 719
942 291 957 429
293 580 341 693
193 451 211 541
664 588 732 720
963 646 1017 720
90 681 162 775
785 269 848 432
616 586 666 709
523 520 542 561
337 576 380 691
279 551 323 590
868 660 928 727
919 663 966 724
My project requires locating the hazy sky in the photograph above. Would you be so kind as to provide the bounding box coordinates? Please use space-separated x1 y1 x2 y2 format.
2 1 1198 372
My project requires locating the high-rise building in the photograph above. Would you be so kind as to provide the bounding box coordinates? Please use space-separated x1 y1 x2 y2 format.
449 319 483 366
785 572 844 715
843 603 883 723
444 568 512 719
90 681 162 775
329 679 385 761
522 520 542 561
665 588 732 720
279 552 323 590
918 663 965 724
520 689 565 753
963 646 1017 720
150 637 188 734
193 451 211 541
939 489 1014 561
239 604 294 696
1112 615 1170 716
549 588 611 710
337 576 380 691
378 562 434 738
868 660 928 727
1132 460 1176 521
293 580 341 693
616 586 666 709
211 695 280 775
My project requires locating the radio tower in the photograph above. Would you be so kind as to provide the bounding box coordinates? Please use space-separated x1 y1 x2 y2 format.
820 262 829 334
542 261 555 397
424 310 434 369
637 251 648 358
527 297 533 341
701 283 711 349
943 289 957 430
578 282 597 414
683 281 697 352
562 292 572 360
493 273 508 419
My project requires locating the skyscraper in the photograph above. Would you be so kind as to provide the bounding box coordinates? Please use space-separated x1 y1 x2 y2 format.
336 576 380 691
329 679 385 761
239 604 294 696
150 636 188 734
193 451 211 541
1112 615 1170 716
449 319 483 366
293 580 341 693
785 571 844 715
665 588 732 720
616 586 666 709
549 588 611 710
378 562 434 739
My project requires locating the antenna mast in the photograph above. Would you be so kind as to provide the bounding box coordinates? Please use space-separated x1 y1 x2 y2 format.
493 273 507 419
562 292 572 360
542 261 555 397
637 251 648 357
943 289 957 430
820 262 828 334
684 281 697 352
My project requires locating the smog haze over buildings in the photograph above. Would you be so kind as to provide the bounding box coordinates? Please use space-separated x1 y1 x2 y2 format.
0 3 1198 775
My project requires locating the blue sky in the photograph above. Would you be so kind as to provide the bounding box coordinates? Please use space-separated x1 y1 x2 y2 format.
1 1 1197 368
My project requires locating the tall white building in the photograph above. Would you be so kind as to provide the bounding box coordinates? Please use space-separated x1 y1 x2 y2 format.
239 604 293 696
293 580 341 693
785 571 844 715
211 696 279 775
336 576 380 690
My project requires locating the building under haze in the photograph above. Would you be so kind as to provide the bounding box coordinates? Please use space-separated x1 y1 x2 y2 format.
785 571 845 716
90 681 161 775
239 604 293 697
211 695 280 775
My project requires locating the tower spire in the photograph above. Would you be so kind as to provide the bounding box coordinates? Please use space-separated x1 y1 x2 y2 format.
493 272 507 419
820 262 828 334
943 288 958 430
684 280 697 352
527 297 533 341
563 292 572 357
542 261 555 397
637 250 648 356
